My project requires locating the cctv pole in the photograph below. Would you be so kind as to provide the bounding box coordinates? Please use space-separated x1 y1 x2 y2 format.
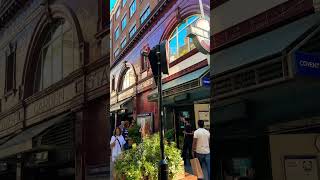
156 46 168 180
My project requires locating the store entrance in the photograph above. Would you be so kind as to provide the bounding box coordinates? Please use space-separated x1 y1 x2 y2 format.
174 106 195 149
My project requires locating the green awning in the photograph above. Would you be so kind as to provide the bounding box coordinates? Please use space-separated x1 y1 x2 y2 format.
212 13 320 76
148 66 209 102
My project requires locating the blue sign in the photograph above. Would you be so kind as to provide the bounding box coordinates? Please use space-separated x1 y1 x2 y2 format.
202 77 210 87
295 51 320 77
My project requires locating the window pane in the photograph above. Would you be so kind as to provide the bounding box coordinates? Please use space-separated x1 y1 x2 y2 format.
63 30 73 77
52 38 62 83
122 16 127 30
178 28 189 57
130 0 136 17
169 37 178 61
52 24 63 40
129 26 136 38
187 15 198 24
42 47 52 89
178 20 187 32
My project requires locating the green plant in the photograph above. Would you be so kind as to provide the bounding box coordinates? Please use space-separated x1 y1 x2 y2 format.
128 124 141 144
165 129 175 142
114 133 184 180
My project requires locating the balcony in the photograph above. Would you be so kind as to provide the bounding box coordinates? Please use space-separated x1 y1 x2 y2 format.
0 0 27 29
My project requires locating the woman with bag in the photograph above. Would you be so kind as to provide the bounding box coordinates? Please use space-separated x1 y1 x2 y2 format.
110 127 126 178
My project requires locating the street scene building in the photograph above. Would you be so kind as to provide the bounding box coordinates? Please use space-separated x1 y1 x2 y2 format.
110 0 210 149
212 0 320 179
0 0 110 180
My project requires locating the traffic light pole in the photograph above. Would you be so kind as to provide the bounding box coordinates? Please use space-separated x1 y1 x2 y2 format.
157 52 168 180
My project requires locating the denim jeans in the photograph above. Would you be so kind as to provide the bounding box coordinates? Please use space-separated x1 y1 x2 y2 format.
196 153 210 179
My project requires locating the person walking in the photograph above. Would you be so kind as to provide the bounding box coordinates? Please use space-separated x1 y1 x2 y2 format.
110 127 126 178
182 118 194 162
192 120 210 179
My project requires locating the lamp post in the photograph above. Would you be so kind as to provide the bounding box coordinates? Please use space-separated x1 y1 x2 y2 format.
142 42 169 179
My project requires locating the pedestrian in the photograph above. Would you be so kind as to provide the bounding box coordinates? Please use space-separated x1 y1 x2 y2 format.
122 121 130 150
110 127 126 178
119 121 125 131
182 118 193 162
192 120 210 179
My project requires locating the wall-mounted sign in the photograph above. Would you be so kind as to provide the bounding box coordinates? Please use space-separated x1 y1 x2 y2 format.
284 156 319 180
201 76 210 87
295 51 320 77
188 18 210 54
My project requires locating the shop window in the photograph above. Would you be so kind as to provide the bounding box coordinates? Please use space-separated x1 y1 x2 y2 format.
140 6 150 24
115 27 120 40
5 49 16 93
121 15 127 31
34 19 80 92
120 68 135 91
129 24 136 38
168 15 200 62
130 0 136 17
121 38 127 49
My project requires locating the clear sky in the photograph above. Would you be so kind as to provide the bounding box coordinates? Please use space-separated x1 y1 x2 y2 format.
110 0 117 11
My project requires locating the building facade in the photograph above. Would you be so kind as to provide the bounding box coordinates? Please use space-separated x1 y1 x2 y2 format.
0 0 110 180
212 0 320 179
110 0 210 148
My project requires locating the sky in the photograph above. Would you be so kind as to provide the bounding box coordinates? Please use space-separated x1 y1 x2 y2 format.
110 0 117 11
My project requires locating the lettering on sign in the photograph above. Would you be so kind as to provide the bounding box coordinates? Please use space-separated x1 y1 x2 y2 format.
86 65 109 91
0 112 20 132
33 89 64 115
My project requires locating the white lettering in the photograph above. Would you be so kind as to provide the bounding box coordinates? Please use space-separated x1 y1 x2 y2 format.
299 60 320 69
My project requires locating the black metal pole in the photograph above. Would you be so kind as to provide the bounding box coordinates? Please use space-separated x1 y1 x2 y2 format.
157 50 168 180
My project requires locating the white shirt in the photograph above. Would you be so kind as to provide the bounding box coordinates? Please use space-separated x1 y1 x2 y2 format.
194 128 210 154
110 135 126 162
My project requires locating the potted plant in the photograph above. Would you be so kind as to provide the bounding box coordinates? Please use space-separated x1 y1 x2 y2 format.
114 133 184 180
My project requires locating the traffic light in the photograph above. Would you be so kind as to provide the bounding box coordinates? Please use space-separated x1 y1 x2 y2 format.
147 41 169 85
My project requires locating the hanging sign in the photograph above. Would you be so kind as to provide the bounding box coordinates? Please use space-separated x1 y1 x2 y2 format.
295 51 320 77
188 18 210 54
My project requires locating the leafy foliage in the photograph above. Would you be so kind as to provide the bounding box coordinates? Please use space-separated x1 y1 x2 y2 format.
128 124 142 144
164 129 175 142
114 133 184 179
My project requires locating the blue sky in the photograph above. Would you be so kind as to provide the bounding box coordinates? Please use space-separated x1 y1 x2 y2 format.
110 0 117 11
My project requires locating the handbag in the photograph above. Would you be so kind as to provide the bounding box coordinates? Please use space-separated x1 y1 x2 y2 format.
190 158 204 179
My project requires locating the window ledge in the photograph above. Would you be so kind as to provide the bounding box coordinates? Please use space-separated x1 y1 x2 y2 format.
169 49 198 68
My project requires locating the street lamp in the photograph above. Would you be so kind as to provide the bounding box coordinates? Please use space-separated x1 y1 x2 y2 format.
142 41 169 179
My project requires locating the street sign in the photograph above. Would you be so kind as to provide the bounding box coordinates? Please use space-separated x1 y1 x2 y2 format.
295 51 320 77
188 18 210 54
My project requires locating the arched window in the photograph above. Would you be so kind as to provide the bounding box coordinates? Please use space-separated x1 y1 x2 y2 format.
168 15 200 62
34 19 79 92
120 68 135 91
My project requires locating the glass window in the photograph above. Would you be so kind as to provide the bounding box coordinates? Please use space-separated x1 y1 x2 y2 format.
140 6 150 24
115 27 120 40
121 15 127 30
116 7 120 19
35 19 79 92
129 25 136 38
168 15 200 62
130 0 136 17
114 48 120 58
5 52 15 92
122 0 127 6
121 38 127 49
121 68 135 90
112 76 115 91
